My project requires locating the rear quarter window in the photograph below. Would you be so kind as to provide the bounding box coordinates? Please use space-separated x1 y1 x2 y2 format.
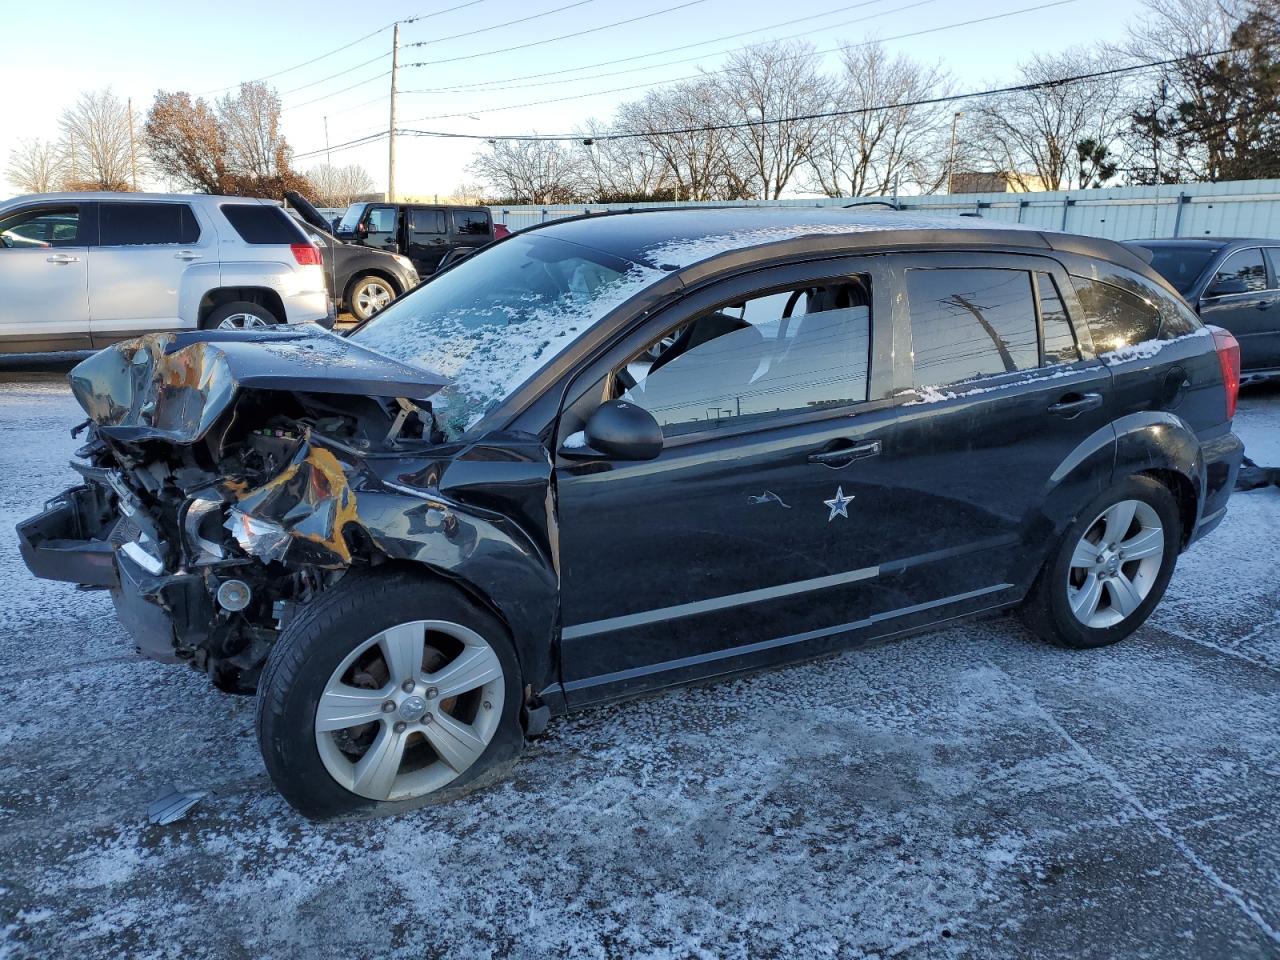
1071 271 1201 352
220 204 305 244
452 209 491 236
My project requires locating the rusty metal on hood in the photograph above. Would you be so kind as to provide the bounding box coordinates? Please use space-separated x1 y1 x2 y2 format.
68 325 451 445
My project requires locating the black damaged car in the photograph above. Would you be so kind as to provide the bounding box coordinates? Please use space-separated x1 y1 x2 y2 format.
17 208 1244 819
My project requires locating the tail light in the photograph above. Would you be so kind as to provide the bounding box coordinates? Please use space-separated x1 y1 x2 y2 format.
1209 325 1241 420
494 223 510 240
290 242 322 266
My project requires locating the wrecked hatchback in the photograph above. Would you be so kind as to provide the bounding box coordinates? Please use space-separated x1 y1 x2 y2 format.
19 209 1244 819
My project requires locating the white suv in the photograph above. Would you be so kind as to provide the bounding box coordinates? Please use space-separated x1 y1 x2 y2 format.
0 192 334 352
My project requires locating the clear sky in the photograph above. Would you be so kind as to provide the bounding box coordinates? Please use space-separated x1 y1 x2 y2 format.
0 0 1150 199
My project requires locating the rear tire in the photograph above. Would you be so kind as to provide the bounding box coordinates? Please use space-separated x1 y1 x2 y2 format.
202 300 280 330
255 567 524 820
1021 475 1181 649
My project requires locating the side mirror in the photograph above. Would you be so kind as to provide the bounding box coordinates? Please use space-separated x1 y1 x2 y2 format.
1207 276 1248 298
561 400 663 461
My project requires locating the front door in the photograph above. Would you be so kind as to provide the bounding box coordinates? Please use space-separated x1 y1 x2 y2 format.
1198 246 1277 371
0 202 92 352
406 208 449 274
555 258 898 705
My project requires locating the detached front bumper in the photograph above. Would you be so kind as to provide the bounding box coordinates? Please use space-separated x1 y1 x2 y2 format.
17 485 119 588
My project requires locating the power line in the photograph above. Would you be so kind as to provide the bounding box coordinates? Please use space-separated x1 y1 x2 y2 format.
399 0 1071 124
288 70 393 110
279 52 391 96
402 0 714 68
405 0 604 48
403 0 912 96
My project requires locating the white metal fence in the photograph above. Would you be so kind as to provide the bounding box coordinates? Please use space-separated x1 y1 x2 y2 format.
490 179 1280 241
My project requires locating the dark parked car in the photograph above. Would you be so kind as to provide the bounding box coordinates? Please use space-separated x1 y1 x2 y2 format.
1125 237 1280 381
334 201 497 276
285 192 419 321
18 209 1243 819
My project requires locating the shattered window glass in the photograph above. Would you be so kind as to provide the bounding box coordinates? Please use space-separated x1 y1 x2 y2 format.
351 233 663 439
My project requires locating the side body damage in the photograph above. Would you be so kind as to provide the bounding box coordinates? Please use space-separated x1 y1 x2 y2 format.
20 327 559 700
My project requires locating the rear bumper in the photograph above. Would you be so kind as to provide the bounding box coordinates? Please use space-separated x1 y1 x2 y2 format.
282 289 334 329
1190 430 1245 545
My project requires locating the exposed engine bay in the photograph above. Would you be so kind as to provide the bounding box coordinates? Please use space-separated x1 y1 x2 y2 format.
24 326 559 696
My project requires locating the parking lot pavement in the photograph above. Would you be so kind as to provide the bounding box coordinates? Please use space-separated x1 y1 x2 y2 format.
0 375 1277 960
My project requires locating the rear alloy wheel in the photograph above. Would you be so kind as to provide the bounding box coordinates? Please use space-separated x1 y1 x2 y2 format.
348 276 395 321
256 568 524 820
203 300 280 331
1021 475 1181 649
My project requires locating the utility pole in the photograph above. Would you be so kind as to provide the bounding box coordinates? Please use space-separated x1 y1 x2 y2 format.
947 111 963 196
324 115 332 169
127 97 138 190
388 22 400 202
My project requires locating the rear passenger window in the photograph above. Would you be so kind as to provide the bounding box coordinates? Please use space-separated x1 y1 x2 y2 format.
220 204 304 244
622 278 872 436
453 210 490 235
410 209 445 235
99 202 200 245
907 268 1038 387
1036 272 1080 365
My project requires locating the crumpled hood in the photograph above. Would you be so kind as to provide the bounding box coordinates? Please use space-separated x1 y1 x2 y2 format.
69 324 450 444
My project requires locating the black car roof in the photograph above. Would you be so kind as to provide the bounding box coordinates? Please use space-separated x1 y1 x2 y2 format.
522 206 1153 277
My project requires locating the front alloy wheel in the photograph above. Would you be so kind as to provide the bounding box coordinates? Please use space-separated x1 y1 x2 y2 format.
351 278 394 320
315 620 505 802
217 311 270 330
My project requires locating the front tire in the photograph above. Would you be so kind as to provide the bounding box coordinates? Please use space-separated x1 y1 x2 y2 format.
346 275 397 321
203 300 280 330
1021 475 1182 649
255 568 524 820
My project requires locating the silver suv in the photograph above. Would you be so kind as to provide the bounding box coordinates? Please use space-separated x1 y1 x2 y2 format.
0 192 333 352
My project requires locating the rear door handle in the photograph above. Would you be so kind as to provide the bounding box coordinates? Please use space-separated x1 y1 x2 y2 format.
1047 392 1103 418
174 251 202 261
46 254 80 264
808 439 881 465
1258 299 1274 310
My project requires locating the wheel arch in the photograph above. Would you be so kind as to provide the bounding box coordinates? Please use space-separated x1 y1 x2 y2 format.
198 287 286 327
1112 411 1205 549
342 268 402 309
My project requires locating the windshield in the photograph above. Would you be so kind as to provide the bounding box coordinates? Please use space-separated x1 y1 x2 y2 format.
337 204 367 233
351 233 664 438
1141 244 1223 295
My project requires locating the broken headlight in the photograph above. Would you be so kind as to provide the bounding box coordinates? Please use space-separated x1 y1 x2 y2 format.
225 508 291 564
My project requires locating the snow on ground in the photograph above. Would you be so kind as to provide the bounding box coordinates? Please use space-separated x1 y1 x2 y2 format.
0 370 1277 960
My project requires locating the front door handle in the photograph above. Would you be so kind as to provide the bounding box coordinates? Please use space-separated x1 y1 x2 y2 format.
46 253 80 264
808 439 881 466
174 251 202 261
1258 298 1274 310
1047 392 1103 418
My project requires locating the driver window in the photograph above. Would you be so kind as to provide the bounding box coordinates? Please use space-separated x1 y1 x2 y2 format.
618 277 872 437
0 206 81 248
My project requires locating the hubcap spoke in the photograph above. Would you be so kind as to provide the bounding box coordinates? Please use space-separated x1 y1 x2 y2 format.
1070 538 1099 570
315 683 390 732
426 645 503 700
1105 573 1144 617
424 711 488 773
379 622 425 684
1119 528 1163 561
351 724 408 800
1070 573 1104 621
1102 500 1138 547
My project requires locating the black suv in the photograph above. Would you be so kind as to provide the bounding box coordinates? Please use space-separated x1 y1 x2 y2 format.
286 192 420 321
1126 237 1280 382
334 201 497 276
17 209 1243 820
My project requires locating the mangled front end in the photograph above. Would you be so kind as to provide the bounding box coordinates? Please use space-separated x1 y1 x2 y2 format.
18 328 558 695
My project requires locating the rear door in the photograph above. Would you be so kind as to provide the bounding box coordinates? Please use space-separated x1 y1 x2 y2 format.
88 200 209 342
449 208 492 254
1197 246 1276 371
0 202 92 351
405 207 449 274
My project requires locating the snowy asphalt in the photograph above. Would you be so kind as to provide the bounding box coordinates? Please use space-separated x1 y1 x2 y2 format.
0 372 1277 960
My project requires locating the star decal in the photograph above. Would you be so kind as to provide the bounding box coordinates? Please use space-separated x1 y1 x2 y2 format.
824 486 853 522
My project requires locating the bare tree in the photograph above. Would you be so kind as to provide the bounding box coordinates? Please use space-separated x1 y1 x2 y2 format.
577 121 675 201
306 163 376 206
806 42 953 197
710 41 831 199
468 138 587 203
59 88 138 190
218 82 294 180
968 48 1132 190
6 139 65 194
